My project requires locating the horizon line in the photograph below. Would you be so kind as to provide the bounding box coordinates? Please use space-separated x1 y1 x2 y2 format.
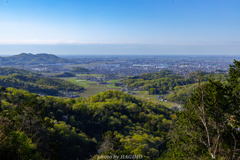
0 39 239 46
0 53 239 57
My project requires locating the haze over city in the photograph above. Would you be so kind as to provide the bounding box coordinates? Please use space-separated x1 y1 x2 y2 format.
1 0 240 159
0 0 240 55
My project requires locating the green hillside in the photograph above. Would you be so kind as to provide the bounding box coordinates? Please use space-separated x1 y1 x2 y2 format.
0 88 174 159
71 66 90 73
0 67 42 76
0 74 84 96
0 53 75 65
0 61 239 159
54 72 76 77
124 70 228 101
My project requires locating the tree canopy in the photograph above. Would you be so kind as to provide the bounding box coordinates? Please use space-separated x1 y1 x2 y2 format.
71 67 90 73
0 74 84 96
164 60 240 159
54 72 76 77
0 88 175 159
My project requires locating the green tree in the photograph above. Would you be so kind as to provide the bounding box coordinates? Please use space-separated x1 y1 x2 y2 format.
0 117 43 160
149 88 155 95
165 60 240 159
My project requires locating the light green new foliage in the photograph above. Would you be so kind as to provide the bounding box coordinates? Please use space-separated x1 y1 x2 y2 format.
164 60 240 160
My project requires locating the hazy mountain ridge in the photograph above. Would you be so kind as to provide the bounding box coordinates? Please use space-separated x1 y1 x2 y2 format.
0 53 75 65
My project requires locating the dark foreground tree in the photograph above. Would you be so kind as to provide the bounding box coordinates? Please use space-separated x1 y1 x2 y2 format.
164 60 240 159
0 88 60 160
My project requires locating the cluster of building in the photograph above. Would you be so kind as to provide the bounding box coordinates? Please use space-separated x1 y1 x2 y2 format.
89 60 230 77
3 55 235 78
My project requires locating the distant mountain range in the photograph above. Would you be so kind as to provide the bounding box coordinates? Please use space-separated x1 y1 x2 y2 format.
0 53 75 65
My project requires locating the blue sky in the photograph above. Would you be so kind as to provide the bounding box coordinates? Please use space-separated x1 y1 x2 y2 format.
0 0 240 55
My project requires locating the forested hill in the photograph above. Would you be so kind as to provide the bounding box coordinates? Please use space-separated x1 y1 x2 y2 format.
130 69 178 80
0 67 42 76
0 53 74 65
0 88 174 159
0 62 239 159
0 74 84 96
71 66 90 73
124 70 228 95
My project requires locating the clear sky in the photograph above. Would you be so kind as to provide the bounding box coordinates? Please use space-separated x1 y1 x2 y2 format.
0 0 240 55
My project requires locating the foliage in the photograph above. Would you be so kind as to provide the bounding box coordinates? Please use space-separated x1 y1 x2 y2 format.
0 88 59 159
167 73 228 103
0 65 236 159
164 60 240 159
167 83 200 103
54 72 76 77
124 70 228 97
0 74 84 96
0 67 42 76
0 86 174 159
71 67 90 73
131 69 176 80
94 131 162 160
0 129 43 160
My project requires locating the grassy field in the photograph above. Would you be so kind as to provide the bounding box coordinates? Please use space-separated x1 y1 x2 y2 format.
110 79 117 83
80 84 108 98
107 80 122 89
106 88 121 91
52 75 180 108
108 84 121 88
62 76 121 97
61 77 97 88
76 74 103 77
57 76 178 108
133 91 179 108
79 82 122 97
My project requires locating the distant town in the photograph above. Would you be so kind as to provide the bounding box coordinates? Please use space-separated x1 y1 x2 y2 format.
2 54 237 77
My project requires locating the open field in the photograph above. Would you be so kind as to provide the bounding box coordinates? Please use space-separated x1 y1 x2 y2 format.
107 84 121 88
80 84 108 98
110 79 117 83
43 75 178 107
61 77 97 88
79 82 122 97
62 76 121 97
133 91 179 108
49 76 177 107
76 74 103 77
106 88 121 91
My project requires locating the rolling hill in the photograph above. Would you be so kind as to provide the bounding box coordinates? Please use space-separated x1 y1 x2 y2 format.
0 53 75 65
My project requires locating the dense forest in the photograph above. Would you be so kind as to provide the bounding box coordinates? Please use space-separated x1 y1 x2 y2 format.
0 61 239 159
55 72 76 77
0 67 42 76
71 67 90 73
162 60 240 159
0 74 84 96
123 70 228 103
0 53 75 65
0 88 174 159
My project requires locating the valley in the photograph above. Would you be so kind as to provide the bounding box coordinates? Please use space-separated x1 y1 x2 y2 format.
0 53 239 159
